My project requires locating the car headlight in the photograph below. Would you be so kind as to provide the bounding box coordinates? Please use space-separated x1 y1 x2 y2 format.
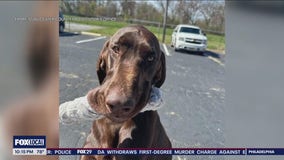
178 37 185 41
203 40 207 45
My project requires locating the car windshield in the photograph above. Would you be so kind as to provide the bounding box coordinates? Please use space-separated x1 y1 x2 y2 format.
179 27 200 34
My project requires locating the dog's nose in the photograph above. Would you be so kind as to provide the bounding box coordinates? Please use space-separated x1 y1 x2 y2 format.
106 92 134 114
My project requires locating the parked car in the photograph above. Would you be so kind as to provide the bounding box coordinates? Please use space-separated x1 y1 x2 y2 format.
59 11 65 33
171 24 207 53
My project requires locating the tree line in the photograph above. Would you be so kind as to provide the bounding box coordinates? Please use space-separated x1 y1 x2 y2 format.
60 0 225 33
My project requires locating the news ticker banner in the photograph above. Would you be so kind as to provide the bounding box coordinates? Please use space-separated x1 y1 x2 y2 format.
13 136 284 156
13 148 284 156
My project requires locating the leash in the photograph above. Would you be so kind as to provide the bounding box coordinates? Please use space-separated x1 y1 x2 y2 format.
59 87 163 125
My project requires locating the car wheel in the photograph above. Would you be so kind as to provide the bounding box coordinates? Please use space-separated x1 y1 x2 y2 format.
59 25 64 33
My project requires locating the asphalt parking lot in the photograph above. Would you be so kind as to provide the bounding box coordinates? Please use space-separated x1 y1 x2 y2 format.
59 32 225 160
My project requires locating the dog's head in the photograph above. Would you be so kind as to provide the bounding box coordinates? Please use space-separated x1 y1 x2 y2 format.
87 25 166 123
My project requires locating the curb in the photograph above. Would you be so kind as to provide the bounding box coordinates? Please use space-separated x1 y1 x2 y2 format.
207 49 226 55
81 31 102 37
208 56 225 67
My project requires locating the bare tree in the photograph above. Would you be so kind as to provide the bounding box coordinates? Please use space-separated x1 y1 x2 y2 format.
96 1 118 17
158 0 177 24
200 1 216 27
158 0 173 14
105 1 118 17
60 0 119 18
200 1 225 32
213 3 225 32
187 0 201 24
60 0 79 15
120 0 136 20
60 0 224 33
72 0 96 17
135 2 162 22
175 0 201 25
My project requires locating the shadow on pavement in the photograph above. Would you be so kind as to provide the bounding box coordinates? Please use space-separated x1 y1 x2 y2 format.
176 49 206 57
176 49 224 59
59 32 80 37
204 50 222 59
204 50 226 63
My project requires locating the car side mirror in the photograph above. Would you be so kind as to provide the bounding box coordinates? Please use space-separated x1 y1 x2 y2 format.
203 32 206 36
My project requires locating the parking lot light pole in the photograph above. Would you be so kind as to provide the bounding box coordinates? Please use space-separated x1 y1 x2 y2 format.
162 0 169 43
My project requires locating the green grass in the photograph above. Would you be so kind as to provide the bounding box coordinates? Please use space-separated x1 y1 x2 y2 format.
206 34 225 52
65 15 225 52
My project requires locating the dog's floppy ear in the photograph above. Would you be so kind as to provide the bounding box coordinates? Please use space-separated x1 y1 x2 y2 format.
153 51 166 88
97 40 109 84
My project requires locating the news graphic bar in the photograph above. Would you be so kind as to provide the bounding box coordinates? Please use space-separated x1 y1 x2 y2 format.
12 136 47 155
13 136 46 148
12 136 284 156
247 148 284 155
45 148 284 156
13 148 47 155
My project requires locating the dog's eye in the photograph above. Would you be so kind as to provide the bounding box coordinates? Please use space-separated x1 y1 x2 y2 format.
147 55 155 62
112 46 119 54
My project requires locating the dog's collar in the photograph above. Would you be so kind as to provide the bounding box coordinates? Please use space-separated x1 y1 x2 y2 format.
59 86 163 125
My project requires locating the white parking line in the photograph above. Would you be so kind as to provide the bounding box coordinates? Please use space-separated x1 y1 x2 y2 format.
76 36 106 44
162 43 171 56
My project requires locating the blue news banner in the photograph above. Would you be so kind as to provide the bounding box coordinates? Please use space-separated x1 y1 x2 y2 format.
13 136 284 156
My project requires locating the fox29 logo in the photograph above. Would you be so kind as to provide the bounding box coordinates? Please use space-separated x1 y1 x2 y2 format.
13 136 46 148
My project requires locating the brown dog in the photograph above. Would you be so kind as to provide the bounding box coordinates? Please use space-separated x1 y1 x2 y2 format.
82 25 171 160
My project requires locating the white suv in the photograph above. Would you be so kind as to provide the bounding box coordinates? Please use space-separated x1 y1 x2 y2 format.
171 24 207 52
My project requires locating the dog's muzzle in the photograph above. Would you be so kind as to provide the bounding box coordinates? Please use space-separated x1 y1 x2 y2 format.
59 87 163 125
